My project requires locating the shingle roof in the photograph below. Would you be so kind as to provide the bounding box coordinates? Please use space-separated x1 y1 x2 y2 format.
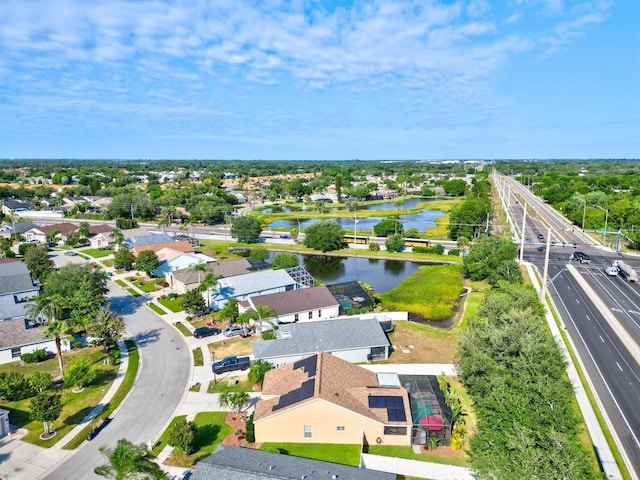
0 295 29 320
255 352 410 427
170 259 254 285
132 240 194 255
252 317 389 360
0 262 36 295
0 318 57 349
190 445 396 480
30 222 78 235
247 286 339 316
2 198 32 210
215 269 295 299
125 232 174 247
88 224 113 235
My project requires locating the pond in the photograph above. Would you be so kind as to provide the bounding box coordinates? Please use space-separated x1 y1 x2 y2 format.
267 209 444 233
270 252 424 293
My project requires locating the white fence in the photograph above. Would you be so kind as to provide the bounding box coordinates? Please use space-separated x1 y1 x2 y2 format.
361 453 474 480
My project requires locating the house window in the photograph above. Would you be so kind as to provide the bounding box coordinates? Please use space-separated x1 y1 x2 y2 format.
384 426 407 435
294 314 299 322
304 425 312 438
318 309 321 317
11 347 21 358
336 426 345 432
308 311 313 320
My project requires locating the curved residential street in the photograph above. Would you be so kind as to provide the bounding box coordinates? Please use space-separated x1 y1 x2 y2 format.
43 282 191 480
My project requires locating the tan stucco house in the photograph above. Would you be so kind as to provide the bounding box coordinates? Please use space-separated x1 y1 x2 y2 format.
254 352 411 446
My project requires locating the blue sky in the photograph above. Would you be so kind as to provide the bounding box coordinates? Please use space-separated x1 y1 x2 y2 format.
1 0 638 160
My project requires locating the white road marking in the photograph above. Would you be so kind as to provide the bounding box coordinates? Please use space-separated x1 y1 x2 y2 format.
616 362 623 372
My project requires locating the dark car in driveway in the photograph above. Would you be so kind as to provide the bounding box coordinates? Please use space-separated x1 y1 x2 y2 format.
193 327 221 339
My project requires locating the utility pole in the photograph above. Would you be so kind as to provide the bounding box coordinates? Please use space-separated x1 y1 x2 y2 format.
519 203 527 265
539 227 552 302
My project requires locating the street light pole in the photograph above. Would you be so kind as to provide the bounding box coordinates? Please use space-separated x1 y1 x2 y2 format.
581 199 587 232
594 205 609 246
212 351 216 385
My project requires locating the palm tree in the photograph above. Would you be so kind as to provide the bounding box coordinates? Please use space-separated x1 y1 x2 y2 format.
252 305 277 334
456 236 470 257
79 221 90 239
198 272 218 310
95 438 167 480
26 294 68 377
218 391 250 414
111 228 124 249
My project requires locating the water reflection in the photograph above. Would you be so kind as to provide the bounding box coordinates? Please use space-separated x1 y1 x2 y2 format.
272 252 423 293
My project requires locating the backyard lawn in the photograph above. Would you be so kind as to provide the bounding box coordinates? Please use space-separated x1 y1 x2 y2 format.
259 442 361 467
367 444 470 467
126 276 164 293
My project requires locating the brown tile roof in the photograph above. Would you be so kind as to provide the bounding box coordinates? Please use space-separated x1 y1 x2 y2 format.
88 224 113 235
34 223 78 235
248 286 339 316
132 240 194 256
255 352 410 426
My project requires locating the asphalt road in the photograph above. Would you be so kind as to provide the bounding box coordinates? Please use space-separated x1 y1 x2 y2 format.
498 174 640 477
44 282 190 479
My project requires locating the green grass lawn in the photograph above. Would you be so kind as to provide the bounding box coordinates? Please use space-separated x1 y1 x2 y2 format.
174 322 193 337
147 302 168 315
102 259 114 267
378 264 465 320
154 412 231 467
126 287 141 297
193 348 204 367
259 442 361 467
126 276 162 292
63 340 139 450
159 295 185 312
81 248 113 258
2 347 120 447
114 279 127 288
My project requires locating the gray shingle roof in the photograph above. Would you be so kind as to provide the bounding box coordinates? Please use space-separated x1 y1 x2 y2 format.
125 232 174 247
248 286 339 316
215 269 296 299
0 262 36 296
252 318 389 359
190 445 395 480
0 295 29 320
0 318 56 349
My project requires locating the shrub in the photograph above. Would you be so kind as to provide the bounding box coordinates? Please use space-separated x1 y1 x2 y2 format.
261 446 282 454
448 248 460 256
18 242 36 256
0 372 33 401
368 241 380 251
20 348 49 363
245 414 255 443
413 244 445 255
262 331 276 340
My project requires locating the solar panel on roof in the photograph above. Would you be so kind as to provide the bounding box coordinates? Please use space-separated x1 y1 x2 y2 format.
272 378 316 411
368 395 406 422
292 355 318 377
387 408 407 422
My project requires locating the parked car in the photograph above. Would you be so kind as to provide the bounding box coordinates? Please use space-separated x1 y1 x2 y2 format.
64 250 77 256
193 326 221 339
212 356 251 374
222 325 249 337
537 246 546 252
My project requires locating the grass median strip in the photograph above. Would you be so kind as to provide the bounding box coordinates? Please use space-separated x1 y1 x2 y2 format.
63 340 140 450
174 322 193 337
148 302 168 315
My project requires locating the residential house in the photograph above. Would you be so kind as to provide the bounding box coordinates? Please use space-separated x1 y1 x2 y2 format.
88 224 116 248
131 240 195 257
253 352 411 446
0 221 37 239
165 258 256 293
0 317 71 364
239 285 340 324
123 231 174 250
190 444 395 480
209 269 300 311
151 249 215 277
1 198 33 216
0 260 40 321
24 222 78 245
252 317 390 366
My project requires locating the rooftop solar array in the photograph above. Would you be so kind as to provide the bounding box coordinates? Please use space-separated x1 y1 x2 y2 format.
293 355 318 377
272 378 316 411
368 395 407 422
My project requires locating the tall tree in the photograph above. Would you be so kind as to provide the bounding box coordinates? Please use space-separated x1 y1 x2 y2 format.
95 439 167 480
248 359 272 388
23 245 55 281
183 289 206 317
87 307 125 355
114 248 135 271
250 305 277 334
231 215 262 243
78 221 90 239
303 220 345 252
135 250 159 276
31 391 62 438
198 272 218 309
26 294 68 376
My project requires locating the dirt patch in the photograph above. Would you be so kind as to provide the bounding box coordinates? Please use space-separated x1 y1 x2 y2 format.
383 321 458 364
222 412 261 449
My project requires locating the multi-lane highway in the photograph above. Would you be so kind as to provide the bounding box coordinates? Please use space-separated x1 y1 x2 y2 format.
495 174 640 478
